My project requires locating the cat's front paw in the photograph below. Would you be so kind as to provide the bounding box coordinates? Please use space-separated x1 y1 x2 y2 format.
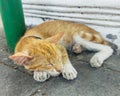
33 71 50 82
90 54 104 68
62 64 77 80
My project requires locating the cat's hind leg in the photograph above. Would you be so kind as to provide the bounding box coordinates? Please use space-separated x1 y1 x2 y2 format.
72 43 85 54
33 71 50 82
73 35 113 68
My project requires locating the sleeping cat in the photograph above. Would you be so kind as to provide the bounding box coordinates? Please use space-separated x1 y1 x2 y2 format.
9 20 113 82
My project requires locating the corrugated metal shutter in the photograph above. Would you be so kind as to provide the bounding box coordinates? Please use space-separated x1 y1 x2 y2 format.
22 0 120 48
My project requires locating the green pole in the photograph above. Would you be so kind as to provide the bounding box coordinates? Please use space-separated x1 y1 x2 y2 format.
0 0 26 52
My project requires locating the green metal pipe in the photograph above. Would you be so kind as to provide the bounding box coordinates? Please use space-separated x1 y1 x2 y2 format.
0 0 26 52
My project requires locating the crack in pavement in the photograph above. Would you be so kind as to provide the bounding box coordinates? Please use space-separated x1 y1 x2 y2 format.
1 59 120 96
103 66 120 73
30 78 56 96
0 61 32 76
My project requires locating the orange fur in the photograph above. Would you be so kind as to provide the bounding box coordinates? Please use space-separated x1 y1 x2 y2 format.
25 20 108 45
9 20 108 72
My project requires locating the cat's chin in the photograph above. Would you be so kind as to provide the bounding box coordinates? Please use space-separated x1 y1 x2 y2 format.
48 70 61 77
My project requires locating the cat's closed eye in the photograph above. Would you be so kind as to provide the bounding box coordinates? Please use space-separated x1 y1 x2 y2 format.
46 64 52 66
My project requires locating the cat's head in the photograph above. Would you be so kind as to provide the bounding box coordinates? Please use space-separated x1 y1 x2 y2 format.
9 32 64 76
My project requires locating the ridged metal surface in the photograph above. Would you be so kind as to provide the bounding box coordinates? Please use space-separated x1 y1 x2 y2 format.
22 0 120 28
22 0 120 48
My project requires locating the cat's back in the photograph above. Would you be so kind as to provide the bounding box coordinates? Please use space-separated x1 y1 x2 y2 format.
16 20 108 52
25 20 98 39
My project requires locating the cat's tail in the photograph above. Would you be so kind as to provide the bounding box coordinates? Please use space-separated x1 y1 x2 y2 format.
102 40 109 45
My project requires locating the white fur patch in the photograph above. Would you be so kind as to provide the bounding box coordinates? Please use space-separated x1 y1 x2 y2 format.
73 34 113 68
48 69 60 77
33 71 50 82
90 53 104 67
62 63 77 80
90 46 113 67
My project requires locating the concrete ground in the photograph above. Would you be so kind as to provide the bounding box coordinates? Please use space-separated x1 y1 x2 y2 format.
0 19 120 96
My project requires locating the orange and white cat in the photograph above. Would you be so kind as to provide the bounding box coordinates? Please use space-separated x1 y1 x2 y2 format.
9 20 113 82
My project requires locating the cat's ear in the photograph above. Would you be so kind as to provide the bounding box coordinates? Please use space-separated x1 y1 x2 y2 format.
46 32 64 44
9 52 33 65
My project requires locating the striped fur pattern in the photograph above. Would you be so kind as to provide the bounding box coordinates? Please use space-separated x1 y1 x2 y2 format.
25 20 108 45
9 20 113 82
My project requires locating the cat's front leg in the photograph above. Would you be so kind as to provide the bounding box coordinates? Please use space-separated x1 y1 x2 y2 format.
33 71 50 82
60 46 77 80
62 62 77 80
